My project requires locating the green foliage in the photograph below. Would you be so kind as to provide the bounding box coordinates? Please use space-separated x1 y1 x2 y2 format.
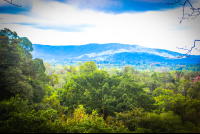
140 111 183 133
114 107 186 133
31 102 52 111
153 88 173 97
165 82 176 90
0 28 48 103
157 71 174 84
154 93 186 115
44 84 53 98
30 80 46 103
151 72 158 81
61 64 153 118
78 61 97 74
0 66 34 102
43 96 62 113
121 66 137 75
1 29 200 133
174 70 184 82
189 81 200 99
184 71 200 81
184 98 200 125
0 95 29 121
0 102 131 133
137 93 155 112
47 73 59 87
32 58 46 79
61 69 108 114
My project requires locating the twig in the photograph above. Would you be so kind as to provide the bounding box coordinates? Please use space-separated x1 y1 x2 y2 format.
4 0 21 7
166 40 200 59
167 0 200 23
176 40 200 57
166 0 200 59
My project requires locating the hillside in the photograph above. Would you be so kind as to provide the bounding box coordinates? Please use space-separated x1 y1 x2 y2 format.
31 43 200 69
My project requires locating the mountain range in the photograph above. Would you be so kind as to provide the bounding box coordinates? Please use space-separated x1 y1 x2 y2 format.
31 43 200 68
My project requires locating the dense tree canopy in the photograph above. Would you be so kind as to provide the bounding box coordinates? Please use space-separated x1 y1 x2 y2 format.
1 28 200 133
0 28 47 103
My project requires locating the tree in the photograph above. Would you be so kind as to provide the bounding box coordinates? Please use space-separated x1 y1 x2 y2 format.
150 72 160 92
0 28 33 102
43 96 62 112
121 66 136 75
0 28 47 103
47 73 59 87
78 61 97 74
174 70 184 82
61 69 108 115
31 58 46 80
167 0 200 58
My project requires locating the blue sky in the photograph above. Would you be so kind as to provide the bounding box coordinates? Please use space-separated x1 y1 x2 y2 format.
0 0 200 55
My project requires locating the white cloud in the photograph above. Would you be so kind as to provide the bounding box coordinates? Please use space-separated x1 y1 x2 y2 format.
0 0 200 55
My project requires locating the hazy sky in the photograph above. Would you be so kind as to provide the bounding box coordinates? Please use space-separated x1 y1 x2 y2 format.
0 0 200 55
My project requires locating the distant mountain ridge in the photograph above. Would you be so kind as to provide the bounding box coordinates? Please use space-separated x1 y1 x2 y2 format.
31 43 200 66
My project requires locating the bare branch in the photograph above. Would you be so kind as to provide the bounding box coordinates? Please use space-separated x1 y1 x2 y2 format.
4 0 21 7
167 0 200 23
166 40 200 59
167 0 182 5
176 40 200 57
166 0 200 60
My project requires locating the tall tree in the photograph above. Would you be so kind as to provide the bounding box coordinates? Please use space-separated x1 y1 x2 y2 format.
0 28 46 103
0 29 33 102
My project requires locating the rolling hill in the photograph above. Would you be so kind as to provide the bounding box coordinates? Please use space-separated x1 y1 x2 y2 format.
31 43 200 69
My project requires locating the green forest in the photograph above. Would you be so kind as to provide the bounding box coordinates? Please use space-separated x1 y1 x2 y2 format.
1 28 200 133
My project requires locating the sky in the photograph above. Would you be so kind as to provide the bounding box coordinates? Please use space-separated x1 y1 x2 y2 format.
0 0 200 55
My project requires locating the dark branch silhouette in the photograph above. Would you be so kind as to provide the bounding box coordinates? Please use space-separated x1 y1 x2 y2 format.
176 40 200 56
166 39 200 59
0 0 21 20
4 0 21 7
166 0 200 59
167 0 200 23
